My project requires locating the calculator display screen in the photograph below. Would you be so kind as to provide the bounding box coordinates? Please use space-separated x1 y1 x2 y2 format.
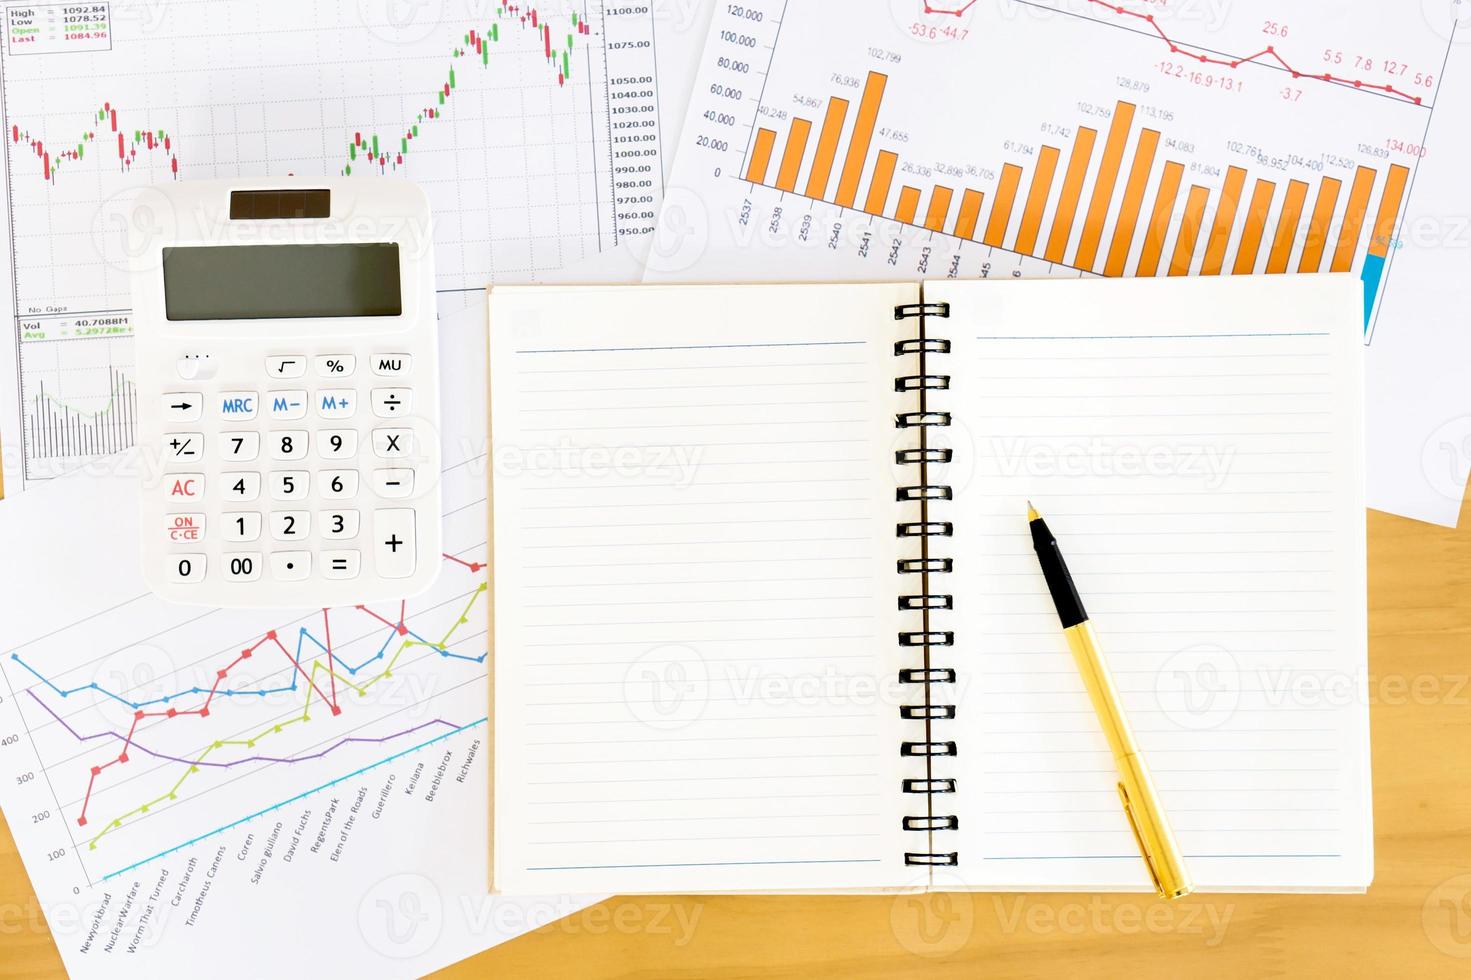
161 243 403 320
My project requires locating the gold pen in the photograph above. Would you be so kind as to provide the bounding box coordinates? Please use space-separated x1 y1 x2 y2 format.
1027 502 1194 900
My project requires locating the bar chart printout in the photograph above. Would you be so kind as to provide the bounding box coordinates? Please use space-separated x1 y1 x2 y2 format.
740 67 1413 321
662 0 1448 334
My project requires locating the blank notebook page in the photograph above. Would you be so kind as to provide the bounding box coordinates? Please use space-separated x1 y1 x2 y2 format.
488 284 921 894
931 275 1370 892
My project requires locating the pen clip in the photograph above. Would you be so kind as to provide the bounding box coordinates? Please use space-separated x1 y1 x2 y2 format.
1117 781 1164 898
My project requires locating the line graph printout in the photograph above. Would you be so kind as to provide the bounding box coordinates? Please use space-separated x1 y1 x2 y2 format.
0 0 667 490
652 0 1471 526
0 307 602 979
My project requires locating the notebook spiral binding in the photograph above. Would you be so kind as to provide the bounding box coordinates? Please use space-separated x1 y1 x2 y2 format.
893 299 958 869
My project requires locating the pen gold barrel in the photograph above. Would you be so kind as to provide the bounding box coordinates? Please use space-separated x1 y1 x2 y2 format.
1063 621 1194 900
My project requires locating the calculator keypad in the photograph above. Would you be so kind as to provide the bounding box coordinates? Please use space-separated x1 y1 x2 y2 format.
149 349 436 603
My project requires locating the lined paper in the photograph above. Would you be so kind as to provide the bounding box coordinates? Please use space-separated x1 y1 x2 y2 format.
490 284 922 894
931 275 1370 892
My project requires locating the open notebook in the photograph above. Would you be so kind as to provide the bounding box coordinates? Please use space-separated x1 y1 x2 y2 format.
487 276 1370 895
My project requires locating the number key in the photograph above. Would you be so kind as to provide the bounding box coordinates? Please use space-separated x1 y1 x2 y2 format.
222 432 260 461
223 552 262 582
270 511 310 541
320 469 359 500
320 509 360 539
319 429 358 459
222 512 262 542
168 554 206 583
223 472 261 502
270 430 308 460
270 470 309 501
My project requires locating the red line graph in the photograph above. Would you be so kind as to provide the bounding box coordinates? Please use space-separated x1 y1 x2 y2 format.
921 0 1427 104
66 554 485 829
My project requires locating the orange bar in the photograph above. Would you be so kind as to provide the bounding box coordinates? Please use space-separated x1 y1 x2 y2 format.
1368 163 1411 258
775 117 812 193
1073 102 1136 271
745 128 777 184
954 189 985 240
805 97 849 200
1266 179 1310 274
1331 166 1377 272
864 150 898 216
835 72 888 209
1168 185 1211 276
895 185 922 225
1231 178 1277 275
1298 176 1342 273
1014 145 1061 255
925 185 955 232
983 164 1024 247
1136 160 1184 277
1044 126 1097 264
1103 128 1160 277
1199 165 1247 275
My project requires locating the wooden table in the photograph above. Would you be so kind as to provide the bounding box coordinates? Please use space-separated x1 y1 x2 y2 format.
5 497 1471 978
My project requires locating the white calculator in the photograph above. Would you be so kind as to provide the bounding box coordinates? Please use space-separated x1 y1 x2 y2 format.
131 178 442 608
